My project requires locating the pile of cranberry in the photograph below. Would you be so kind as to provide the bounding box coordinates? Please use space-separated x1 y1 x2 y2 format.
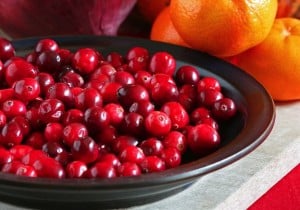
0 38 237 179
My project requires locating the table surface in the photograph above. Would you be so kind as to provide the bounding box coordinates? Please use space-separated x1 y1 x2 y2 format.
0 30 299 210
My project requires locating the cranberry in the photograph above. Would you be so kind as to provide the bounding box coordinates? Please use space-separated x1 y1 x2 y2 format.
175 65 200 85
71 136 99 164
35 38 59 53
150 73 176 89
0 110 7 128
162 131 187 154
150 82 179 105
117 84 150 109
144 111 172 137
25 132 45 149
44 122 63 142
112 135 139 154
187 124 220 157
128 100 155 117
98 153 121 168
197 89 223 107
196 117 219 130
139 137 164 156
161 102 189 130
118 162 141 177
62 122 88 147
128 56 149 73
2 100 26 119
212 98 237 120
119 145 145 164
120 112 145 137
60 71 84 88
10 116 31 136
58 48 73 65
85 77 109 93
61 109 84 125
140 156 166 173
94 125 117 145
84 106 110 131
4 59 38 86
149 52 176 76
38 98 65 123
161 147 181 168
190 107 211 124
197 77 221 92
103 103 125 126
87 161 117 179
0 88 14 104
36 51 62 74
25 107 43 130
0 147 13 166
100 82 122 104
46 82 74 108
75 87 102 110
106 52 124 68
13 78 41 102
66 160 88 178
9 145 33 160
0 121 24 147
0 38 16 62
91 64 116 78
35 72 55 96
134 70 152 90
126 46 149 61
110 71 135 85
178 84 197 111
42 141 65 157
72 48 99 74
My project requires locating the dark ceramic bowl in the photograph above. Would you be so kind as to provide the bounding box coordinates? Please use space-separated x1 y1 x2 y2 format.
0 36 275 210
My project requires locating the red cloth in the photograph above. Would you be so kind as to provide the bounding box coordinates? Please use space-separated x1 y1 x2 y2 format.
248 164 300 210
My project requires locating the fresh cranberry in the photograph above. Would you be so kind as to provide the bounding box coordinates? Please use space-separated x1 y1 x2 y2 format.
62 122 88 147
162 131 187 154
0 38 16 62
0 121 23 147
187 124 220 157
72 48 99 74
25 107 43 130
0 88 14 104
94 125 117 145
0 147 13 166
197 77 221 92
175 65 200 85
178 84 197 112
98 153 121 168
126 46 149 61
66 160 88 178
35 72 55 96
103 103 125 126
140 156 166 173
2 100 26 119
10 116 31 136
90 64 116 78
35 38 59 53
111 135 139 154
211 98 237 120
149 73 175 89
128 56 149 73
106 52 124 68
118 162 141 177
12 78 41 102
60 71 84 88
190 107 211 124
161 102 189 130
24 132 45 149
119 145 145 164
150 82 179 105
35 50 62 74
144 111 172 137
75 87 102 110
71 136 99 164
195 117 219 130
0 110 7 128
117 84 150 109
134 70 152 90
84 106 110 131
58 48 73 66
139 137 164 156
197 89 223 107
61 109 84 125
44 122 63 142
4 59 38 86
120 112 145 137
110 71 135 85
149 52 176 76
46 82 74 108
87 161 117 178
9 145 33 160
1 161 22 174
161 147 181 168
100 82 122 104
42 141 65 157
85 77 109 93
25 52 38 64
38 98 65 123
128 100 155 117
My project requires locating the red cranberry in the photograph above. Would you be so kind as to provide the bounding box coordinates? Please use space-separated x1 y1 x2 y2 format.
62 122 88 147
91 64 116 78
128 56 149 73
126 46 149 61
42 141 65 157
0 147 13 166
75 87 102 110
162 131 187 154
103 103 125 126
0 38 15 62
139 137 164 156
119 145 145 164
0 110 7 128
44 122 63 142
72 48 99 74
118 162 141 177
0 88 14 104
9 145 33 160
161 102 189 130
100 82 122 104
0 121 24 147
85 77 109 93
60 71 84 88
187 124 220 157
66 160 88 178
149 52 176 76
112 135 139 154
87 161 117 178
4 59 38 86
150 82 179 105
110 71 135 85
134 70 152 90
197 77 221 92
35 38 59 53
10 116 31 136
196 117 219 130
25 132 45 149
2 100 26 119
61 109 84 125
46 82 74 108
161 147 181 168
94 125 117 145
211 98 237 120
190 107 211 124
58 48 73 65
117 84 150 109
120 112 145 137
13 78 41 102
140 156 166 173
38 98 65 123
98 153 121 168
84 106 110 131
36 51 62 74
35 72 55 96
128 100 155 117
106 52 124 68
149 73 175 89
178 84 197 112
71 136 99 164
144 111 172 137
175 65 200 85
197 89 223 107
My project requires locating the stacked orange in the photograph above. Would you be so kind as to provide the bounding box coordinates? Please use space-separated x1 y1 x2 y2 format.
136 0 300 101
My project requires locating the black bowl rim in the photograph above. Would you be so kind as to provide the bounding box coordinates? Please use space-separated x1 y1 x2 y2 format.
0 35 275 189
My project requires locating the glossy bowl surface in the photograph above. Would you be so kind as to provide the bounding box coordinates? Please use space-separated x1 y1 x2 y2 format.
0 36 275 209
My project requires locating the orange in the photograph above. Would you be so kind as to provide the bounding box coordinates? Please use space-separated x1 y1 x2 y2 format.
233 18 300 101
277 0 300 18
137 0 170 23
169 0 278 57
150 7 190 48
